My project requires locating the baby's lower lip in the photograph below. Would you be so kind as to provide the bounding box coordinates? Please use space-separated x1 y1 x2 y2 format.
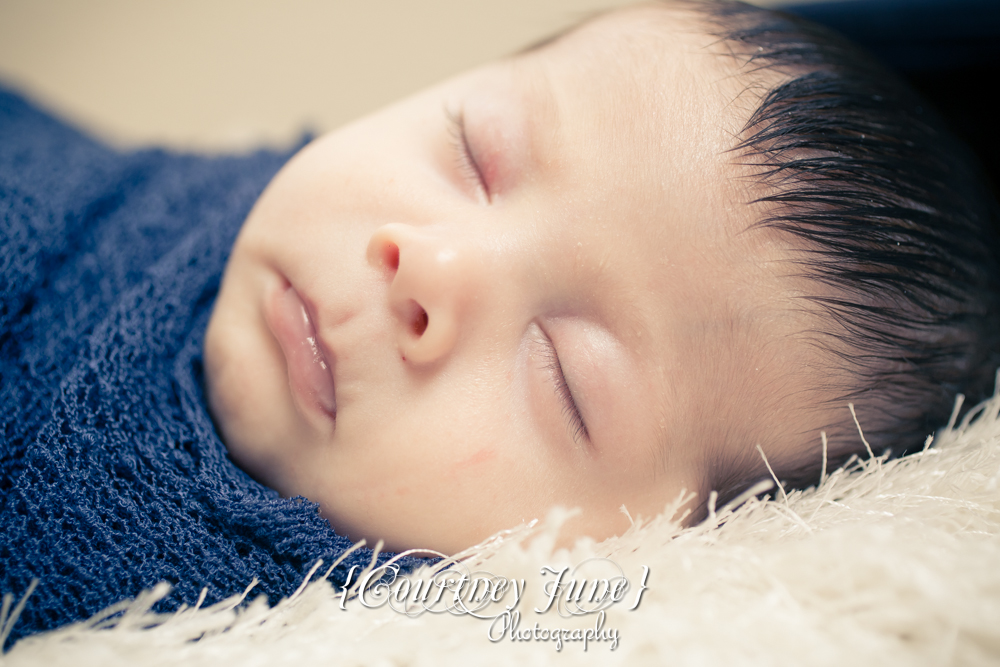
264 282 337 424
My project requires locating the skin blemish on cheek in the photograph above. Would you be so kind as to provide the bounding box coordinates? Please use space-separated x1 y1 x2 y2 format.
453 447 497 472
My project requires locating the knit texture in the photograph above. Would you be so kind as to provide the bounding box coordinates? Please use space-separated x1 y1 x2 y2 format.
0 86 420 648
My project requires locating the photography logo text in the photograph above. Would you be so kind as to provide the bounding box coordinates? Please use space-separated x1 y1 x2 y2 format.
336 558 650 651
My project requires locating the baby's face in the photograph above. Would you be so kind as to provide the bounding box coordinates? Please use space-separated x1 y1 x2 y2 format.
205 6 823 554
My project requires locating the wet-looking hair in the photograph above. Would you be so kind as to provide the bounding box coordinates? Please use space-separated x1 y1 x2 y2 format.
695 1 1000 504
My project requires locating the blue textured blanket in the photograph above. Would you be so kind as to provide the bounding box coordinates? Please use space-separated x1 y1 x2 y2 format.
0 87 418 647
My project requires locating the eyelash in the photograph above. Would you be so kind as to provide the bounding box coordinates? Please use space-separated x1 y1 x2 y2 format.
537 330 590 445
445 108 490 201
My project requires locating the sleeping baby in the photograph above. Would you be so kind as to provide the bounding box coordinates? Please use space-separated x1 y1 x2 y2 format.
203 0 1000 555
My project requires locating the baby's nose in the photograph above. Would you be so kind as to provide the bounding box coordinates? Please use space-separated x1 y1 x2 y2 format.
367 223 476 365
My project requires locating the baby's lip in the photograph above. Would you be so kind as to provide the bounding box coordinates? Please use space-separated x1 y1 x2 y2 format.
264 281 337 426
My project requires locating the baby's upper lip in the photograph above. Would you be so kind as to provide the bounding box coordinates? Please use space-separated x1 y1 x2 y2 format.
265 280 338 425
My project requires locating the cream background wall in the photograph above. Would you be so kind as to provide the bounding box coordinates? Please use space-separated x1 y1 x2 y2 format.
0 0 788 151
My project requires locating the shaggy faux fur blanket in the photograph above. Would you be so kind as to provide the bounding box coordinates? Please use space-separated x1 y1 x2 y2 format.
0 86 420 650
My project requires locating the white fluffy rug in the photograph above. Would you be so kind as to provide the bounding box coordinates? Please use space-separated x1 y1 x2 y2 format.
4 391 1000 666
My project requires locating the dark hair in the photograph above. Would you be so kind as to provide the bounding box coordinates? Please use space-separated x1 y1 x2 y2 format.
695 1 1000 504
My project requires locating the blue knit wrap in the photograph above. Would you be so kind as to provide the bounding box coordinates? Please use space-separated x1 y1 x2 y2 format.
0 87 419 647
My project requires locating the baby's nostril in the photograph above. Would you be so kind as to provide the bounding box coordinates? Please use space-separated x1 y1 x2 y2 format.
412 307 428 336
385 244 400 272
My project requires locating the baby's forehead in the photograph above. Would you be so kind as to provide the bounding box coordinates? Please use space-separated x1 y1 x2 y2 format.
520 4 751 176
535 4 735 85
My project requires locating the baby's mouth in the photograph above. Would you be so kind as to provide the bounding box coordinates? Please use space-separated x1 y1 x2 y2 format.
265 282 337 424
